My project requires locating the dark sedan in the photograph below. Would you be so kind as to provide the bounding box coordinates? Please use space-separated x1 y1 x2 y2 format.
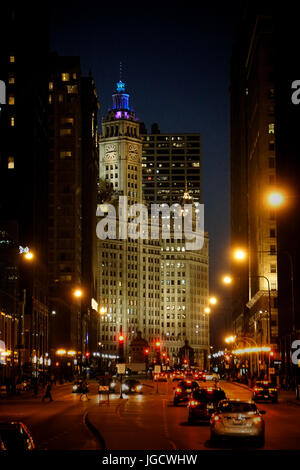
173 380 199 406
252 381 278 403
188 387 226 423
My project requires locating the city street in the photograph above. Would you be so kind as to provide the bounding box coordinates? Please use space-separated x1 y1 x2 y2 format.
1 379 300 450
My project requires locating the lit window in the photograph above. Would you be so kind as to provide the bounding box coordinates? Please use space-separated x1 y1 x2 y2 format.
60 128 72 136
8 157 14 169
8 95 15 105
49 82 53 90
8 74 15 84
9 55 15 63
268 123 275 134
10 116 15 127
60 151 72 159
72 73 77 79
67 85 78 94
49 95 52 104
58 95 63 103
61 73 70 82
61 118 74 126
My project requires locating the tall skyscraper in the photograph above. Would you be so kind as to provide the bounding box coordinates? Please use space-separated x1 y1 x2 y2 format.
0 5 50 374
97 80 161 363
48 54 99 356
141 125 209 368
230 8 278 362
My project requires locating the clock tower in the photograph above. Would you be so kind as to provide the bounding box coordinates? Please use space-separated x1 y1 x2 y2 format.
99 79 142 204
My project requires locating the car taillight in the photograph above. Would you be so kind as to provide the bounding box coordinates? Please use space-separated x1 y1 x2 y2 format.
253 416 262 424
176 387 182 393
189 400 199 407
212 414 220 421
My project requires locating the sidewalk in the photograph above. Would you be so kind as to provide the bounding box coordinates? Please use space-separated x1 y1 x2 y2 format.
232 381 300 406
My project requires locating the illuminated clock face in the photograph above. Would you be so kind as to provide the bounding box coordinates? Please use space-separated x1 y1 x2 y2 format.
105 144 117 160
128 144 139 159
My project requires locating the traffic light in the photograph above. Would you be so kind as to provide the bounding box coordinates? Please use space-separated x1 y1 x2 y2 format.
118 334 125 362
155 340 161 364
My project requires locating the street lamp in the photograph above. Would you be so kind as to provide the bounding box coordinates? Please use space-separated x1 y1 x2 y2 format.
73 288 83 298
222 275 233 285
233 249 247 261
266 191 285 208
209 297 217 305
204 307 211 314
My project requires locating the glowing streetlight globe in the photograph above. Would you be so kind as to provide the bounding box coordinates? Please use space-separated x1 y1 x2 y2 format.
204 307 211 314
267 191 285 207
209 297 217 305
233 249 247 261
223 275 232 284
73 289 83 298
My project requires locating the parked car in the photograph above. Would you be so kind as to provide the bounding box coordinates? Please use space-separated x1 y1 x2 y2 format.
0 422 35 450
210 399 266 446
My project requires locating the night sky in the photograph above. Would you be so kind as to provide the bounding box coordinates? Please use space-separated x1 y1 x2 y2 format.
50 1 243 301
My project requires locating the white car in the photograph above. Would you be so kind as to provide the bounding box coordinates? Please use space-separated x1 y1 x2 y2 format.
205 372 220 381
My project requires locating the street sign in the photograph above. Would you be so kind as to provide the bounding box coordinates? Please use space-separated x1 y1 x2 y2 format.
117 363 126 375
269 367 275 374
154 365 161 374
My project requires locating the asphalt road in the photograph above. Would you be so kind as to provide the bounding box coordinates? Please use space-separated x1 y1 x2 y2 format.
0 379 300 450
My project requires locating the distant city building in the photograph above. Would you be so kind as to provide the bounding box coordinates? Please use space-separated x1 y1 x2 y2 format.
96 80 161 362
141 123 201 205
141 125 209 368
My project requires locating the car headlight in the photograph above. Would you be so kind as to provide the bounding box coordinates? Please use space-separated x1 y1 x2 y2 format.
110 382 116 389
122 384 129 391
136 385 142 391
73 385 78 391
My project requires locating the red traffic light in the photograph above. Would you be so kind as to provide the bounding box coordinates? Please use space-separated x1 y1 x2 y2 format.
183 359 188 364
118 335 124 343
85 352 90 358
162 352 166 357
144 348 150 355
155 341 161 348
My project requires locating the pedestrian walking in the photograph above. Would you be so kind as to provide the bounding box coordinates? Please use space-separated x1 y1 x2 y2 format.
42 381 53 402
80 380 89 401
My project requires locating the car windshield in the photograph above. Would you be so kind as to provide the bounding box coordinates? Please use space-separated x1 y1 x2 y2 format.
0 429 27 451
193 389 225 403
218 402 257 413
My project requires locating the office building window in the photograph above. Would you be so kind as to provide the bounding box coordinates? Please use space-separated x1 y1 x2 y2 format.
10 116 15 127
9 55 15 63
8 156 14 169
8 95 15 105
268 123 275 134
61 73 70 82
60 151 72 159
8 74 15 84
